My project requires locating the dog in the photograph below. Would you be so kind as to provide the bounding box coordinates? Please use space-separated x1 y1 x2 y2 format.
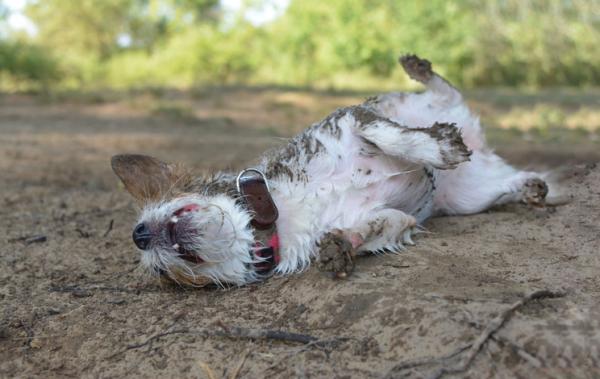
111 55 551 287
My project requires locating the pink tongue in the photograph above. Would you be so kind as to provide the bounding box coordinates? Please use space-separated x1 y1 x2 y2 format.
174 204 200 216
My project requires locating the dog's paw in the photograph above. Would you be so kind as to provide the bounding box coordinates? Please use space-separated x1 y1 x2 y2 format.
428 122 472 169
522 178 549 206
399 54 433 83
317 230 356 279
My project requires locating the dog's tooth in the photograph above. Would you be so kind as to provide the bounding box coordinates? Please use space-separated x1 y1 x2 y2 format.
170 216 178 223
172 243 180 250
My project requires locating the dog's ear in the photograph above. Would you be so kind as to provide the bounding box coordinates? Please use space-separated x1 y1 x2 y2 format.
111 154 189 202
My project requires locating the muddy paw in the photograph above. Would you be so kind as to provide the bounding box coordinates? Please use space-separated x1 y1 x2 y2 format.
429 122 472 169
399 54 433 83
317 231 356 279
523 178 549 206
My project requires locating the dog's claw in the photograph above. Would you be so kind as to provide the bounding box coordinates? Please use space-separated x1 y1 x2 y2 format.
402 228 415 246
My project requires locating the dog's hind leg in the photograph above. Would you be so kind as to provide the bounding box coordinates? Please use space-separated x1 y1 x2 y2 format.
399 54 462 107
361 55 485 158
434 150 549 215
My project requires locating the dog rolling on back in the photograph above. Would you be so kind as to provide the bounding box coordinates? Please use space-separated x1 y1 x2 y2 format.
112 55 551 287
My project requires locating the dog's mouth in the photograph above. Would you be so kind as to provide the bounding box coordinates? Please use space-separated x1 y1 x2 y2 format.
166 204 204 264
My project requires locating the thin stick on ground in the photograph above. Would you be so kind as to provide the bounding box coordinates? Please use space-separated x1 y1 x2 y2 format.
230 349 250 379
385 289 565 379
265 337 349 372
386 344 472 373
218 325 318 345
106 325 333 360
463 318 544 369
103 219 114 237
431 289 565 379
198 361 218 379
490 335 542 369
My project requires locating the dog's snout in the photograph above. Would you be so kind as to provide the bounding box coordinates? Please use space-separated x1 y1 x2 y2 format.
132 223 152 250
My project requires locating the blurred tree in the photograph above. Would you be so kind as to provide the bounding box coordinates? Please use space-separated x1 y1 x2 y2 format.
126 0 221 51
25 0 220 58
171 0 221 22
0 0 597 90
262 0 476 85
261 0 599 88
27 0 134 59
0 1 60 90
0 40 61 90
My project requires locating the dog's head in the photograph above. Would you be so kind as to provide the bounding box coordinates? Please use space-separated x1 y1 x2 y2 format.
111 154 255 287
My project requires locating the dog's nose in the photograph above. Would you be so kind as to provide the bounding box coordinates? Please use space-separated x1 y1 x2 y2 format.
132 223 152 250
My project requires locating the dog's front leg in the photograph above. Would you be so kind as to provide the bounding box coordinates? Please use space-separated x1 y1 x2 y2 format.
317 209 416 278
354 112 472 170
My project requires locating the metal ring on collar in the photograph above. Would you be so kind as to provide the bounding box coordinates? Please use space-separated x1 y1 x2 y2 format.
236 168 271 194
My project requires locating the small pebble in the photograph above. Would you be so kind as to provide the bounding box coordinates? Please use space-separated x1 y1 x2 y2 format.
47 307 62 315
107 299 126 305
29 338 42 349
71 290 92 298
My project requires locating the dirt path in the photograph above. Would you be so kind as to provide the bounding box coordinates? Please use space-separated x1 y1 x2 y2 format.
1 91 599 378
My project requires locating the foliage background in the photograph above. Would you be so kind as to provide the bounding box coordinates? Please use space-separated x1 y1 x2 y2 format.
1 0 599 92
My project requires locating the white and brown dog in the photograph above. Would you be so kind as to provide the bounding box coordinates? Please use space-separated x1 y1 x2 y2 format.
111 55 550 287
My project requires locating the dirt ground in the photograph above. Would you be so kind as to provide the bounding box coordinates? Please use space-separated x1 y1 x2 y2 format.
1 89 599 378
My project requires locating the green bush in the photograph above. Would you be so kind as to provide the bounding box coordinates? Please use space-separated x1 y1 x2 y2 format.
0 41 61 90
102 25 260 88
2 0 599 91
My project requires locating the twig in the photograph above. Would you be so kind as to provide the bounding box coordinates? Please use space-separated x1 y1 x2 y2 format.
468 291 561 367
218 325 318 345
490 335 542 368
463 316 544 369
230 349 250 379
198 361 218 379
103 219 114 237
263 336 352 375
107 326 331 360
26 235 47 245
385 344 471 375
428 289 564 379
48 284 147 294
385 289 565 379
3 333 68 341
8 235 47 244
75 228 90 238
